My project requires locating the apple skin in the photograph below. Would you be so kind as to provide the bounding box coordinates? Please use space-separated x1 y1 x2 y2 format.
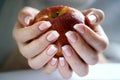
31 6 85 57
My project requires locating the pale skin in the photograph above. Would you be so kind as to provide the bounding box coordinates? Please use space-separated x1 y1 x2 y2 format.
13 7 109 79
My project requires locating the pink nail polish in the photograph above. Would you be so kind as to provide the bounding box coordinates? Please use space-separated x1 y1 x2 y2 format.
51 58 57 66
87 14 97 24
65 31 78 43
74 24 84 34
47 45 58 56
47 31 60 42
39 21 51 30
62 45 72 57
59 57 65 67
24 16 33 25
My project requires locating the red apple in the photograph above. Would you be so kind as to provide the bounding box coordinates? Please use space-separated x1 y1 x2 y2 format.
31 5 85 57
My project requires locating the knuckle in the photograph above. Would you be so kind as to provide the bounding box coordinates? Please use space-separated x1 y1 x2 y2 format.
12 28 21 42
28 59 39 70
12 23 26 42
18 7 33 22
19 6 38 17
19 46 32 59
19 6 31 15
13 31 25 43
19 47 28 58
26 28 35 37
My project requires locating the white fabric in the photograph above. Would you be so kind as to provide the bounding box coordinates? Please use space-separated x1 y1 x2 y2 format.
0 63 120 80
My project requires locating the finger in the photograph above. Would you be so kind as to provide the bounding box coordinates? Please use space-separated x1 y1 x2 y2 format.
28 45 58 70
13 21 51 43
65 31 98 65
62 45 88 76
58 57 72 79
20 30 59 59
82 8 105 27
74 24 109 52
18 7 39 26
43 58 58 74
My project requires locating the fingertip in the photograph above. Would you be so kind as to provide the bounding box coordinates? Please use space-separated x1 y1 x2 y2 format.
85 8 105 27
28 59 40 70
74 23 85 34
46 30 60 42
42 58 58 74
62 45 73 57
46 45 58 56
50 58 58 66
18 7 39 26
24 16 34 26
38 21 51 31
59 57 66 67
58 57 72 79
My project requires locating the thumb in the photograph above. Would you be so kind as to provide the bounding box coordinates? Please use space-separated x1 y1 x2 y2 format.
82 8 105 28
18 7 39 26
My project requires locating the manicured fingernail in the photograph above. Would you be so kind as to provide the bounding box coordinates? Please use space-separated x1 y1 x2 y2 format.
59 57 65 67
47 45 58 56
47 31 59 42
74 24 84 34
62 45 72 57
51 58 57 66
24 16 33 25
87 14 97 24
65 31 78 43
39 21 51 30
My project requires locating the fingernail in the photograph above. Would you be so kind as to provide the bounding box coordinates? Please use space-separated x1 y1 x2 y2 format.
47 31 59 42
65 31 78 43
62 45 72 57
74 24 84 34
51 58 57 66
59 57 65 67
39 21 51 30
87 14 97 24
24 16 33 25
47 45 58 56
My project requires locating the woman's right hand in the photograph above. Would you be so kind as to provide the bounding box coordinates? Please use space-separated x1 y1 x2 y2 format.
13 7 60 72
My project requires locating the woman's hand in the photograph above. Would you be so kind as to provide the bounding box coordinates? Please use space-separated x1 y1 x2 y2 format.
13 7 60 72
59 8 109 78
13 7 109 79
